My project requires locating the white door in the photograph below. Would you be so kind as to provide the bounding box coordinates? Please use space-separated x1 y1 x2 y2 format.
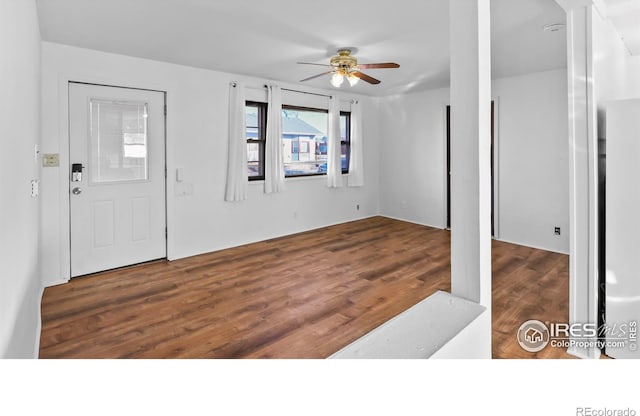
69 82 166 277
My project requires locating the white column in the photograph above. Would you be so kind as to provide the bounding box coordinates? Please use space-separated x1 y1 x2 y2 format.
449 0 492 309
555 0 601 359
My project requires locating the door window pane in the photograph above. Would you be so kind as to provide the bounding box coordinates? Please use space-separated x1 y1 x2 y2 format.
90 99 149 183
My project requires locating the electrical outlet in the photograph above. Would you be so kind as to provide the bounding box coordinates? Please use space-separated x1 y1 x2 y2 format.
31 180 39 198
554 227 561 236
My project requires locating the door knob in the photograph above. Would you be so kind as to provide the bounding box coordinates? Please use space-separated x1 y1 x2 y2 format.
72 187 82 195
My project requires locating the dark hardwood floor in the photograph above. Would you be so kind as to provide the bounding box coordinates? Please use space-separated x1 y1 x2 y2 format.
40 216 571 359
492 238 572 359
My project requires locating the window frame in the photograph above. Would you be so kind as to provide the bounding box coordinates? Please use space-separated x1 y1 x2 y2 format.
246 101 267 181
281 105 351 178
244 103 351 180
340 110 351 175
282 105 326 178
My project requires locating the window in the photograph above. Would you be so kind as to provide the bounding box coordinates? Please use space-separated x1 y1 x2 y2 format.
340 111 351 174
282 106 351 177
244 102 351 179
282 106 326 176
245 101 266 180
89 99 149 183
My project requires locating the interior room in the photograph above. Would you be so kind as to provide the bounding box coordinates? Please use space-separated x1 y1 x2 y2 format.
2 0 640 360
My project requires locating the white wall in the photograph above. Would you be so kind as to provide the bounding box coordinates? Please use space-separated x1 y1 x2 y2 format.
378 69 570 254
592 9 640 356
40 42 380 286
378 87 449 228
0 0 42 358
593 9 640 136
493 70 569 253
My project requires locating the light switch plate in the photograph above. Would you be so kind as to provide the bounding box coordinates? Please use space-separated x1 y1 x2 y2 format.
42 153 60 167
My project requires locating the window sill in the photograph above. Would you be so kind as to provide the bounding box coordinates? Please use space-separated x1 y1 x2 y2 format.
248 173 348 185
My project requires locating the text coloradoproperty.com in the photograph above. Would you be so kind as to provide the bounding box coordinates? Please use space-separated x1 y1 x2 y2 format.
576 408 637 416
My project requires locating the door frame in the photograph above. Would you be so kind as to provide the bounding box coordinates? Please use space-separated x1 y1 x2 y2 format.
443 97 500 238
55 76 170 283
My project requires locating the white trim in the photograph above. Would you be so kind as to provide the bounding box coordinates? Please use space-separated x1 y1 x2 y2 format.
585 5 601 360
441 102 450 230
43 278 69 288
56 74 70 283
378 214 570 255
247 172 351 185
167 214 380 262
440 98 500 237
560 1 601 359
380 214 446 231
493 237 570 256
555 0 594 10
491 96 501 240
33 286 44 358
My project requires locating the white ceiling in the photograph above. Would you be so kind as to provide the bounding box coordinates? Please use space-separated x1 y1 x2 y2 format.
36 0 567 96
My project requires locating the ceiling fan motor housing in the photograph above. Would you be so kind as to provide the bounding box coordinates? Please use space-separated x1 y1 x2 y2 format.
298 48 396 85
330 49 358 71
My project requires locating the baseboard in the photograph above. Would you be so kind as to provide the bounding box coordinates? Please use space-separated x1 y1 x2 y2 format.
2 278 44 359
494 236 569 255
378 216 569 256
378 214 445 230
33 285 44 359
168 214 380 262
44 278 71 288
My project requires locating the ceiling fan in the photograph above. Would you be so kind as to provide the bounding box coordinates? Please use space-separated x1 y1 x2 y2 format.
298 48 400 87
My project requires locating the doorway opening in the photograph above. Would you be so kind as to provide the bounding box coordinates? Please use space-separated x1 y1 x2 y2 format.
446 101 496 236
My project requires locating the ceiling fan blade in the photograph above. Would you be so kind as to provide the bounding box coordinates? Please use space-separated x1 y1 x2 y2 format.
352 71 381 85
357 63 400 69
297 62 333 67
300 71 334 82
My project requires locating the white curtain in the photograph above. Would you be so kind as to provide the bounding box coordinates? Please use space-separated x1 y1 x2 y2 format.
348 100 364 187
265 85 285 194
326 95 343 188
224 82 248 202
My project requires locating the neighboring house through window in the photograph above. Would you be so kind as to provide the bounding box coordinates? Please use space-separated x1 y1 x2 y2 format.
245 102 351 179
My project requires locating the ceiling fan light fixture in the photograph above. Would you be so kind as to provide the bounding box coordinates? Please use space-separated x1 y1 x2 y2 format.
298 48 396 86
330 72 344 88
347 73 359 87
